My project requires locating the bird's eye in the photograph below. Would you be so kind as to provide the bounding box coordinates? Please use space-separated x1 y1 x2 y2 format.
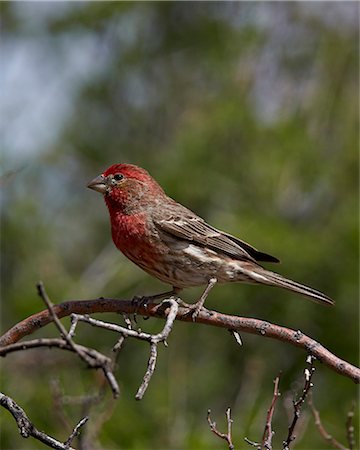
113 173 124 182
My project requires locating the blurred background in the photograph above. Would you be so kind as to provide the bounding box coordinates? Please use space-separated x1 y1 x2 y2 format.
1 2 358 449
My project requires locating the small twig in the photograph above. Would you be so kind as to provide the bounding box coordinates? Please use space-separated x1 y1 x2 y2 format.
68 298 179 400
346 402 356 450
64 417 89 449
37 282 120 398
112 335 126 352
0 392 85 450
0 338 120 398
283 356 316 449
207 408 235 450
1 295 179 402
261 375 281 450
37 282 95 368
308 392 348 450
135 343 158 400
244 376 281 450
244 437 261 449
135 299 178 399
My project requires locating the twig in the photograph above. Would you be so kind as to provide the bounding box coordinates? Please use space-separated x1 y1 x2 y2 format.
346 402 356 450
207 408 234 450
283 355 316 449
36 282 120 398
68 298 179 400
1 297 358 384
64 417 88 449
244 437 261 449
0 299 178 401
136 343 158 400
308 392 348 450
261 375 281 450
37 282 95 368
0 392 87 450
0 338 120 398
244 376 281 450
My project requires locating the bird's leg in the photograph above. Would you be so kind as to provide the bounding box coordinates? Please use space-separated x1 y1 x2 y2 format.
132 287 182 309
189 277 217 321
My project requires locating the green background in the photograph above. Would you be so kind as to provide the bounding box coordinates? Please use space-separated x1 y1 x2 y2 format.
1 2 358 449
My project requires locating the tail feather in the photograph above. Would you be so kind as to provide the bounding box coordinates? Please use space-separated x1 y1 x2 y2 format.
247 269 334 306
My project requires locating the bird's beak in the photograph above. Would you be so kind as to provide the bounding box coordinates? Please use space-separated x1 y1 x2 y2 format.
87 175 107 194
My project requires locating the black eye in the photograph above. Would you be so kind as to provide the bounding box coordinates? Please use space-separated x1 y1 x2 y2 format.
113 173 124 181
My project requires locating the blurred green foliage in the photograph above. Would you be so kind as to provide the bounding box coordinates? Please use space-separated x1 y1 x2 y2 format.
1 2 358 449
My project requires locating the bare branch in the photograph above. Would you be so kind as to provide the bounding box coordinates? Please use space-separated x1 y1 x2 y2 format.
1 297 358 384
136 342 158 400
308 392 349 450
244 375 281 450
67 298 179 400
0 338 120 398
207 408 234 450
261 375 281 450
346 402 356 450
0 392 87 450
64 417 88 449
283 355 316 449
246 437 263 448
37 281 96 368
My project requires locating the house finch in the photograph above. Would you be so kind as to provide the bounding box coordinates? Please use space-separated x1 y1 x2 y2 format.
87 163 333 316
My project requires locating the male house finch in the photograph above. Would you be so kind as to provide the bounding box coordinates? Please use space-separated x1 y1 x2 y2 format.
88 164 333 316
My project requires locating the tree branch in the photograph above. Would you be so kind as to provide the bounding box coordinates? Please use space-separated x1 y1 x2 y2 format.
283 355 315 449
0 392 87 450
207 408 234 450
346 402 356 450
0 297 359 383
66 298 179 400
262 375 281 449
308 392 348 450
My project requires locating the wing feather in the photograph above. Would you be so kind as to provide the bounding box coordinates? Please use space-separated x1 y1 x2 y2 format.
155 212 279 264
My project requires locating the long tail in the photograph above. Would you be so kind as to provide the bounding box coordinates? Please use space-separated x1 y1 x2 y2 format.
245 268 334 305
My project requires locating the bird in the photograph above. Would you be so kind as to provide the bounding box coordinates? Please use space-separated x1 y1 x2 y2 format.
87 163 334 317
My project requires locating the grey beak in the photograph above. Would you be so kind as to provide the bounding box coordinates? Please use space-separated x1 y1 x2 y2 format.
87 175 107 194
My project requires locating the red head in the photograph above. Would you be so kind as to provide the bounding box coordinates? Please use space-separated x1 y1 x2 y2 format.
87 164 165 213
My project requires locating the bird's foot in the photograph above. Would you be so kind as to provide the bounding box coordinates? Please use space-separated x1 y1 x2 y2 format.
185 277 218 322
185 302 206 321
131 295 154 310
131 288 182 310
175 298 192 308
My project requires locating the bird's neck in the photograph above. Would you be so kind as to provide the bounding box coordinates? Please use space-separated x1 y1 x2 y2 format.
105 199 147 250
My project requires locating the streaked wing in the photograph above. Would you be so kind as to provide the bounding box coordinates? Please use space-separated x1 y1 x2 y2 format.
155 211 279 264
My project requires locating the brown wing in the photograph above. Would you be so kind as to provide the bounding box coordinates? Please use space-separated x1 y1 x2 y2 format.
155 210 279 264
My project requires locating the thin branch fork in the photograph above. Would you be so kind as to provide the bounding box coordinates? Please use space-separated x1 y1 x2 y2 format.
0 295 179 401
283 355 316 449
37 282 120 399
262 375 281 449
244 375 281 450
67 298 179 400
207 408 234 450
0 392 87 450
1 297 358 384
